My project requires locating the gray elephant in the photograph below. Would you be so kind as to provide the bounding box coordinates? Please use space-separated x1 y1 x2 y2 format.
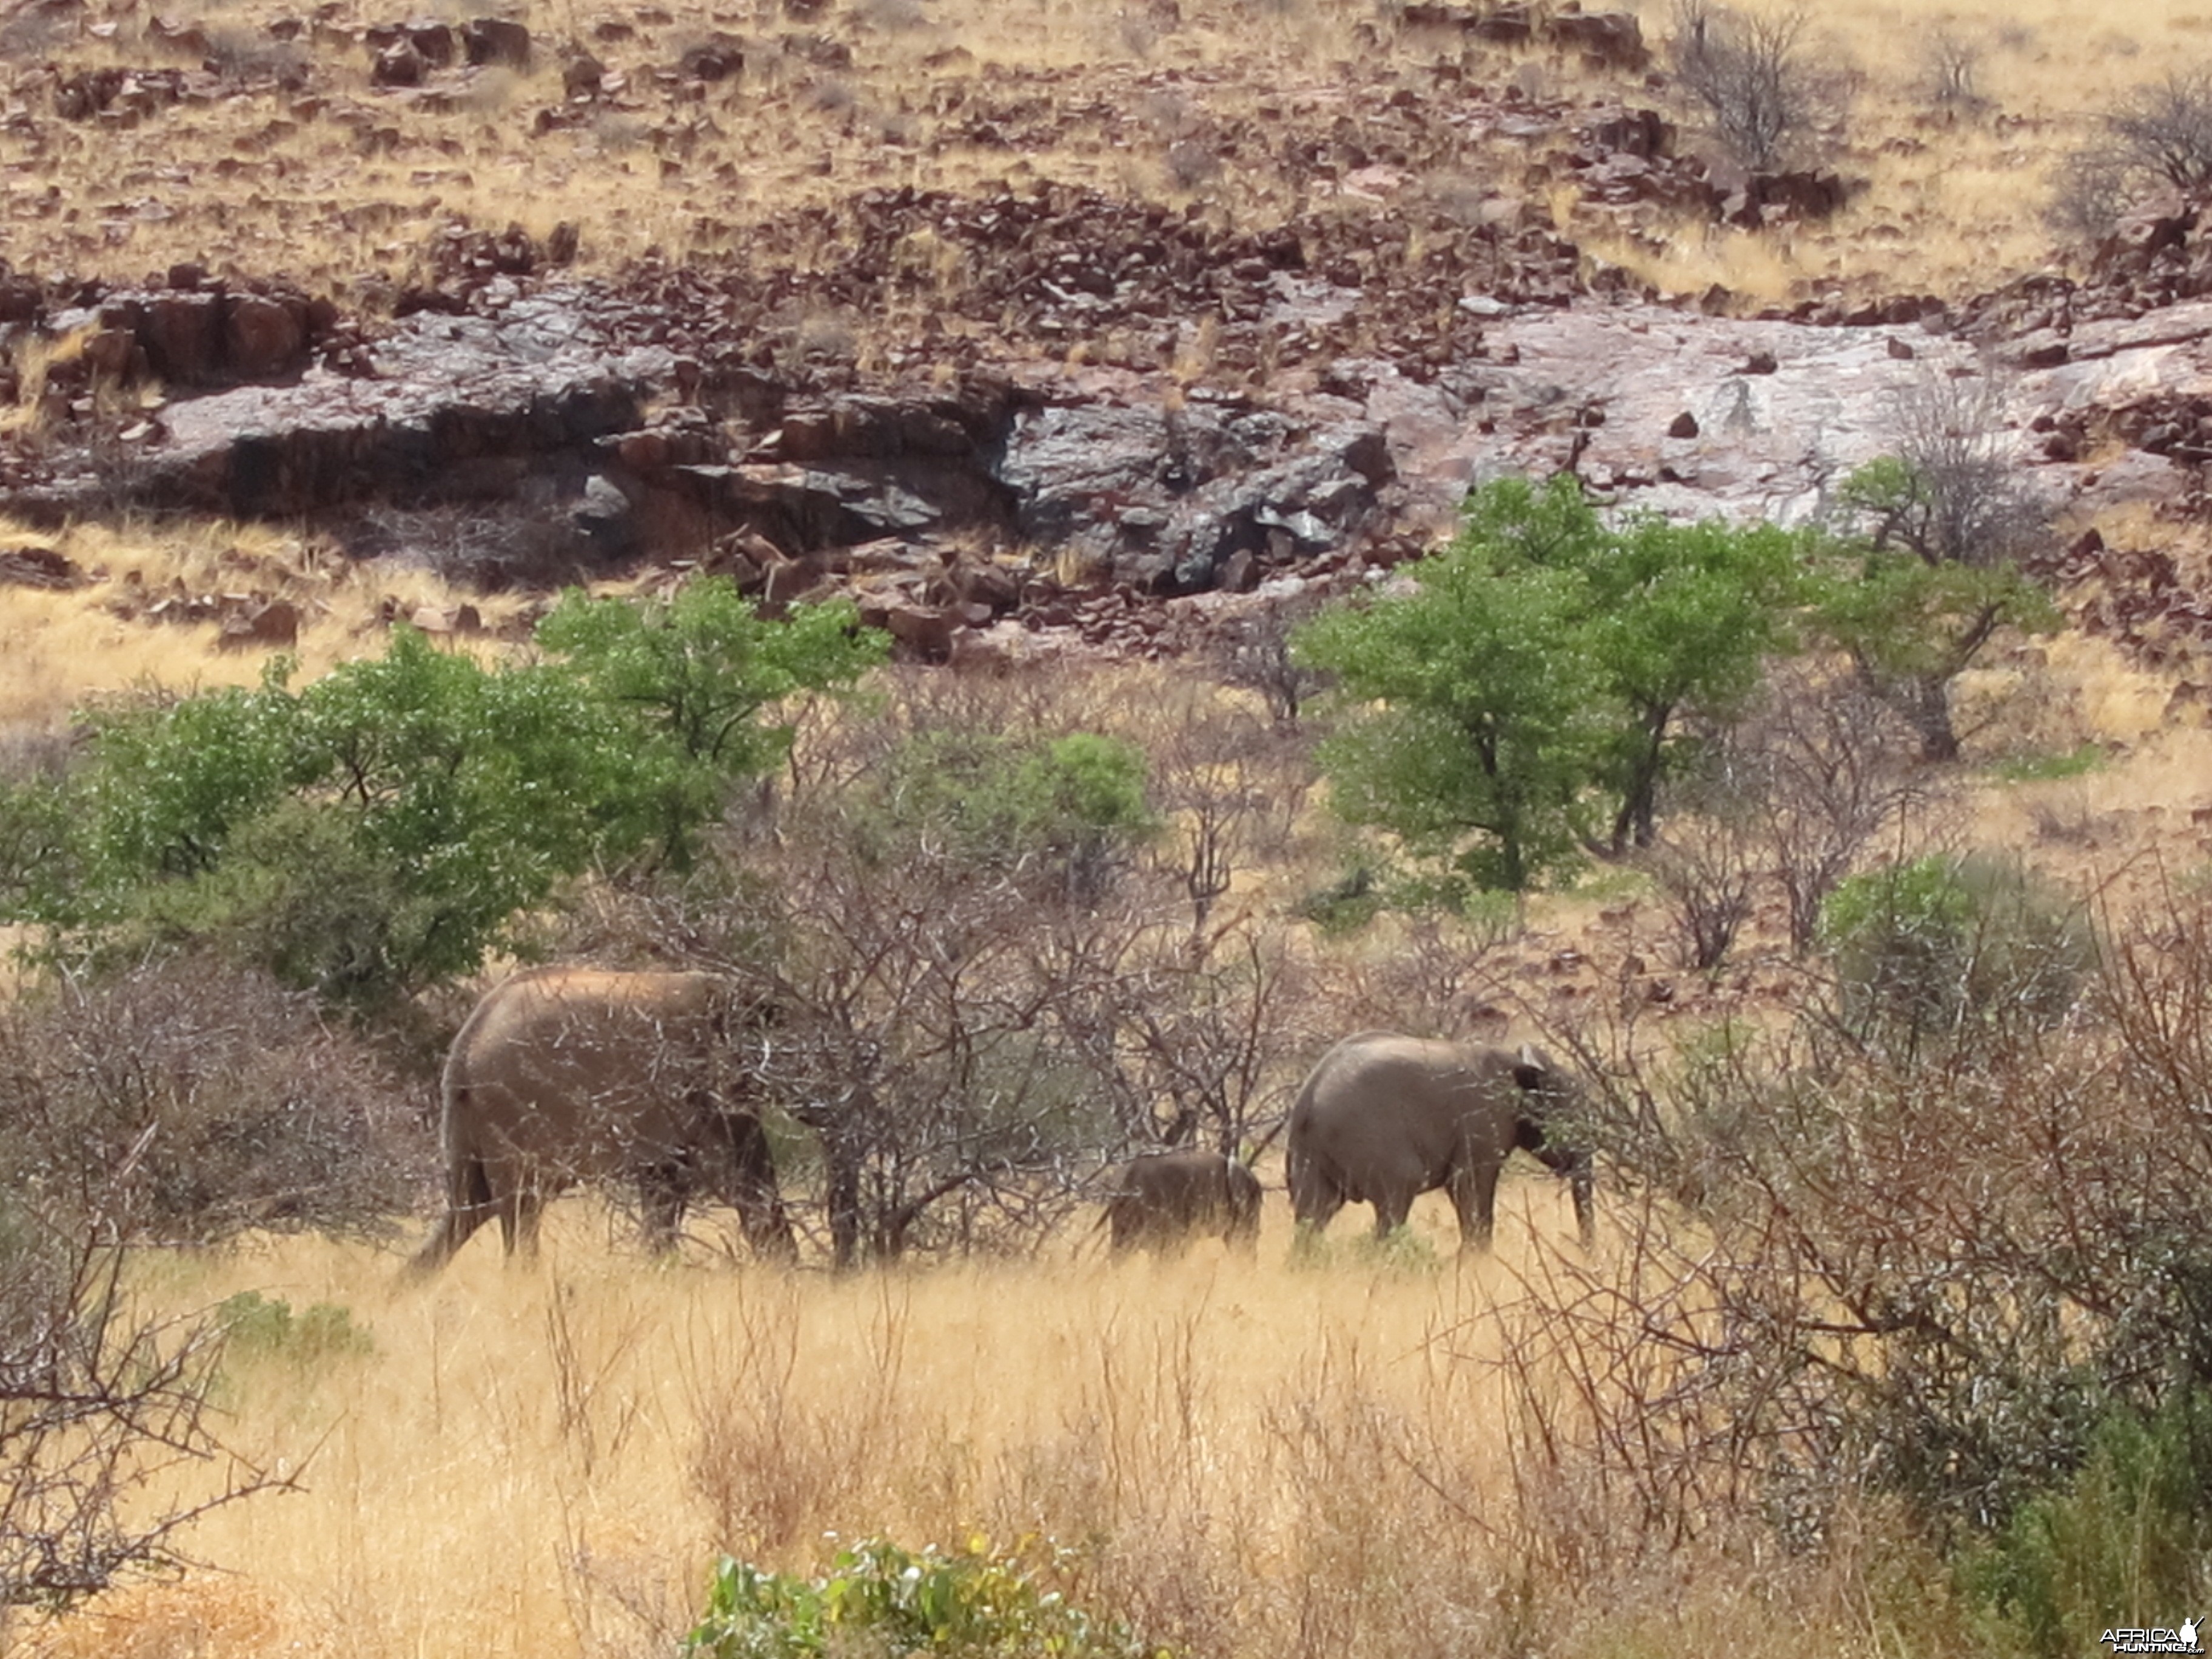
1101 1149 1263 1255
1285 1033 1594 1251
407 967 798 1275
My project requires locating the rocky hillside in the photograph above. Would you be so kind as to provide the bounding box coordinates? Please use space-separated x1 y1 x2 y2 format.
3 0 2212 677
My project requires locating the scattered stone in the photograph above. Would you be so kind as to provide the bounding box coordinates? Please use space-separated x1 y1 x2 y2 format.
460 15 530 65
677 33 743 79
225 293 309 378
561 49 605 98
370 39 427 85
0 545 82 588
1543 8 1647 69
218 597 301 648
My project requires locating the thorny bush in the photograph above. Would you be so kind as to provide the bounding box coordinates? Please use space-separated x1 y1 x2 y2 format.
0 957 424 1243
0 963 337 1610
1477 890 2212 1573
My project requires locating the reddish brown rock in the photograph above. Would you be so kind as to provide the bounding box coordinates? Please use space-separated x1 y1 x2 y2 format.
142 290 223 383
226 293 309 378
460 15 530 65
0 545 82 589
1543 7 1647 69
218 597 300 648
371 39 427 85
882 602 955 660
677 33 742 79
561 50 605 98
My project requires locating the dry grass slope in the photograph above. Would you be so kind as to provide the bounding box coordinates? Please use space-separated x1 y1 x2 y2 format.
10 1188 1691 1659
2 0 2207 313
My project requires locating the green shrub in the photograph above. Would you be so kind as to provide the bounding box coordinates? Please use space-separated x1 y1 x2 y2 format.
1292 863 1381 935
865 728 1155 901
218 1291 375 1364
1962 1392 2212 1658
1818 853 2094 1048
1989 743 2106 785
682 1535 1167 1658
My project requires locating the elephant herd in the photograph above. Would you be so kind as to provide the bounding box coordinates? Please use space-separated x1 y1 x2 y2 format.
406 969 1596 1278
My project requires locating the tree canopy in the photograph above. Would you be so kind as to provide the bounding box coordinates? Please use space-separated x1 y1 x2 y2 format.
0 580 883 1007
1821 454 2060 760
1295 474 1805 892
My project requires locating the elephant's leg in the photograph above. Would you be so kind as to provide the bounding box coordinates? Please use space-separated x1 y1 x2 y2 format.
512 1183 549 1260
823 1137 863 1273
724 1112 799 1262
1107 1202 1144 1255
638 1165 687 1253
1370 1184 1415 1239
406 1153 496 1278
1289 1156 1345 1236
1226 1208 1261 1256
1447 1162 1500 1252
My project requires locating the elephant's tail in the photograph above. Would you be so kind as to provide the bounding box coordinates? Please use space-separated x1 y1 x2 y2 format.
400 1116 495 1282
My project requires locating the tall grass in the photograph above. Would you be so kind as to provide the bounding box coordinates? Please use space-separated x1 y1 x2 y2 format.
10 1177 1849 1659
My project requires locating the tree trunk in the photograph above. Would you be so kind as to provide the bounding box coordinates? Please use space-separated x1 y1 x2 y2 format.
1860 663 1960 764
823 1134 862 1271
1894 673 1960 763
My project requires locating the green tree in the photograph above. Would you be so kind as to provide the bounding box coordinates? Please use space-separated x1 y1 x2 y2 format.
1587 510 1802 850
2 585 883 1007
1825 380 2060 761
22 632 675 1003
535 577 885 867
1294 474 1803 891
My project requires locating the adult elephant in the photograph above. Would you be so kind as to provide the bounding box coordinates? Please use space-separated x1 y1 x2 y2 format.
1285 1033 1594 1252
407 967 798 1276
1101 1149 1263 1256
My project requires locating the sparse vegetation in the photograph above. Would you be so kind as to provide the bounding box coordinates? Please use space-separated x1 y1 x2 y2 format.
16 0 2212 1652
2052 69 2212 238
1667 1 1833 170
216 1291 375 1367
683 1536 1167 1659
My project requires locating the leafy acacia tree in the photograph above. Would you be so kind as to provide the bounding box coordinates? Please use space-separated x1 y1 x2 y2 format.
1590 509 1803 849
1825 380 2059 761
2 584 881 1007
536 577 885 866
1295 474 1803 892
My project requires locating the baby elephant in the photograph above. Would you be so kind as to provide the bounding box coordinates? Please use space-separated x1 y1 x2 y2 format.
1102 1149 1263 1256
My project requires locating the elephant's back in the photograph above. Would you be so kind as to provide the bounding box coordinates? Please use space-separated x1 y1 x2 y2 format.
452 968 719 1059
1299 1031 1489 1105
441 967 725 1151
1290 1031 1516 1171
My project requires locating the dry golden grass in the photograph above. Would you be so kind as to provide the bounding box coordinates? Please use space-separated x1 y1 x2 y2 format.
0 516 546 731
1574 0 2212 302
10 0 2204 312
5 1181 1698 1659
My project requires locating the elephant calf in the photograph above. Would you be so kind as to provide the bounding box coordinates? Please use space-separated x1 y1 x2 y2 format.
1286 1032 1594 1252
1101 1149 1263 1256
407 967 798 1276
